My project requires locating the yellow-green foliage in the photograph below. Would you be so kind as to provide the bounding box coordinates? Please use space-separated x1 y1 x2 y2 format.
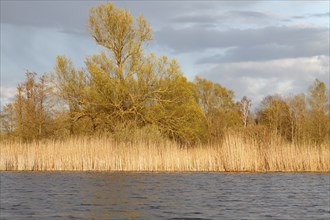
1 135 329 172
48 3 209 144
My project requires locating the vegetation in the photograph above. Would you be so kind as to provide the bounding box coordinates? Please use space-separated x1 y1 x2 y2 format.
0 2 329 171
1 135 328 172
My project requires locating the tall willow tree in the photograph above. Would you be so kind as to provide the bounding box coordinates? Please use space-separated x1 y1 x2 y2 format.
88 2 152 82
52 2 207 144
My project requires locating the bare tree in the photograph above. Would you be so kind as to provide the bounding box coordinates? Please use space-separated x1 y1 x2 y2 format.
239 96 251 128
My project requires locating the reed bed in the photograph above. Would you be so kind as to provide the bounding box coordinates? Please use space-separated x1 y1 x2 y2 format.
0 136 329 172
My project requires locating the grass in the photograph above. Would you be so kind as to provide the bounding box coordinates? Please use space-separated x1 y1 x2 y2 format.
0 135 329 172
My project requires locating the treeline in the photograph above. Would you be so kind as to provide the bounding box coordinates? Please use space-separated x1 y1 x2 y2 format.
1 2 329 145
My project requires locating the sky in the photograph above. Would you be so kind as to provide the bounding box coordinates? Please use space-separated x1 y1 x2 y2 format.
1 0 329 108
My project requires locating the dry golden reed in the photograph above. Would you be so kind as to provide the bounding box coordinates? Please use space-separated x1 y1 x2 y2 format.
0 135 329 172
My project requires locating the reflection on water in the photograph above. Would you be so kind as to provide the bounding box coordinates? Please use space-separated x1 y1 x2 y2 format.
0 172 329 219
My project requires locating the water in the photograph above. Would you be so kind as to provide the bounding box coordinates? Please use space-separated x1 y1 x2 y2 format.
0 172 329 219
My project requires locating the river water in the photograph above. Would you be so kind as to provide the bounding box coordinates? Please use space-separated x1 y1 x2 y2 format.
0 172 329 219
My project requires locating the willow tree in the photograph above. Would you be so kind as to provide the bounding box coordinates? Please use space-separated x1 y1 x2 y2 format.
83 49 207 144
51 2 207 144
141 57 208 144
88 2 152 82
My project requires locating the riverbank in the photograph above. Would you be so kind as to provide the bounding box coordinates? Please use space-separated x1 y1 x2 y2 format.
1 136 329 172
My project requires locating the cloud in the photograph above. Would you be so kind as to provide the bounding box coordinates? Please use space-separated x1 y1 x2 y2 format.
172 10 272 24
0 1 95 30
0 86 16 107
172 15 218 24
0 23 101 86
291 15 306 19
311 12 330 17
198 56 329 105
289 12 330 20
197 39 328 64
59 29 89 37
0 1 225 30
228 10 271 20
0 23 104 106
156 25 329 63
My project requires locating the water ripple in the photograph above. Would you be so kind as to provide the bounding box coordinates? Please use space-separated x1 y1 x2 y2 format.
0 172 329 219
